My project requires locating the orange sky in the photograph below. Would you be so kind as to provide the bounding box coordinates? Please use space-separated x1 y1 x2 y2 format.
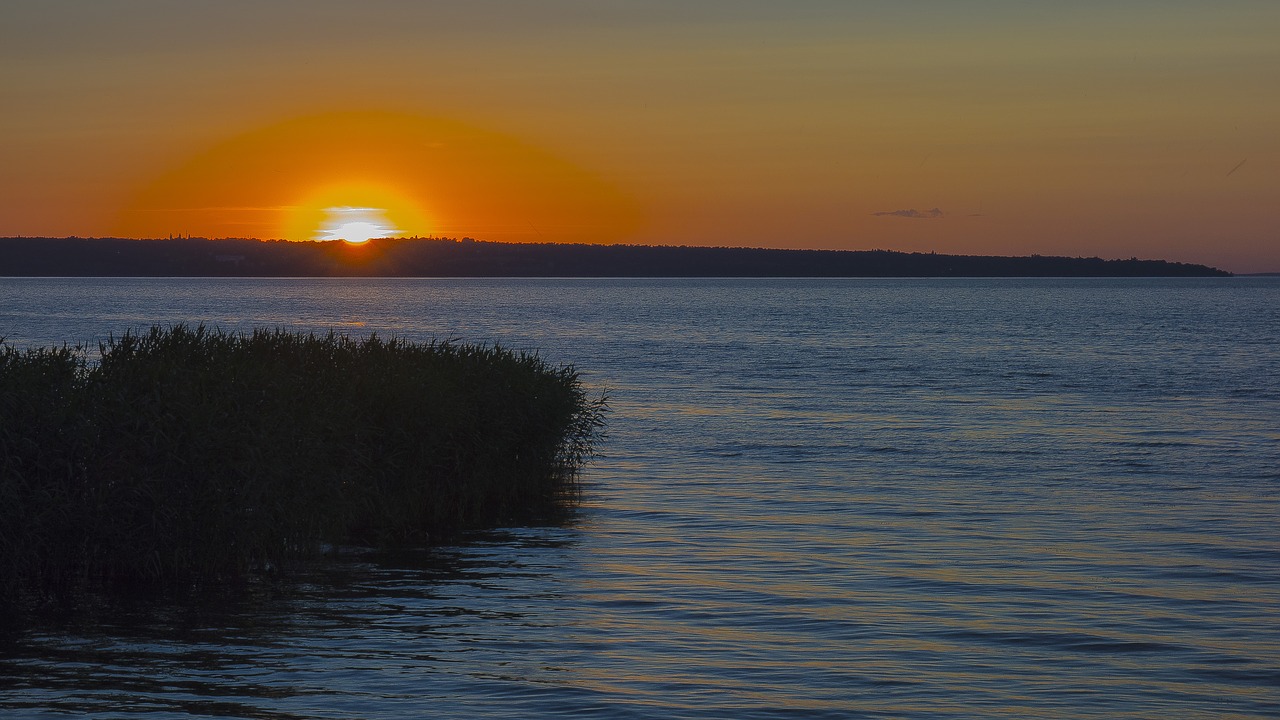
1 1 1277 271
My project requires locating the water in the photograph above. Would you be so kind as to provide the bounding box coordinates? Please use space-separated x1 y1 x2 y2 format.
1 277 1278 719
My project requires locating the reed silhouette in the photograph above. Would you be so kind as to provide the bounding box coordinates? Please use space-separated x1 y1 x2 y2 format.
0 325 605 602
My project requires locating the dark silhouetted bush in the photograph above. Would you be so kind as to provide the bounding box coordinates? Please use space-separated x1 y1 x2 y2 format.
0 326 605 601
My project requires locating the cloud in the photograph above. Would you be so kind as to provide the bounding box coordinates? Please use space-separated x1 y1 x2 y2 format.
872 207 943 219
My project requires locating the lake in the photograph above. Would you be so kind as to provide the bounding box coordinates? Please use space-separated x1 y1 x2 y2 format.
1 277 1278 719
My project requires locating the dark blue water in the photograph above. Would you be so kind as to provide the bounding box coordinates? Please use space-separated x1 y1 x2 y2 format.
2 277 1278 718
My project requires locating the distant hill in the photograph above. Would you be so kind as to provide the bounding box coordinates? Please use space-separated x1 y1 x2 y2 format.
0 237 1231 277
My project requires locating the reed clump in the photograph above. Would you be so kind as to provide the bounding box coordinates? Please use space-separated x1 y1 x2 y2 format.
0 325 605 602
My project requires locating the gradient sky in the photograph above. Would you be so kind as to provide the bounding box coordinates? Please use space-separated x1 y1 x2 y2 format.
2 0 1277 271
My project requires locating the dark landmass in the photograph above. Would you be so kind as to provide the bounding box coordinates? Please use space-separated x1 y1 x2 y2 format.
0 236 1231 277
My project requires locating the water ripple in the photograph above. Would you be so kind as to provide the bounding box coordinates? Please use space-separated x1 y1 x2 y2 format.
1 277 1278 718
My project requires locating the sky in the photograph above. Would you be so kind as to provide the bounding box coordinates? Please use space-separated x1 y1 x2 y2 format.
1 0 1277 271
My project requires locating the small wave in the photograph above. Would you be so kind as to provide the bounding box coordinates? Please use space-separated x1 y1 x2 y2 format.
939 628 1184 655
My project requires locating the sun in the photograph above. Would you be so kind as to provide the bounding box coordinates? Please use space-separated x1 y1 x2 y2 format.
283 180 431 243
316 206 399 244
113 112 642 244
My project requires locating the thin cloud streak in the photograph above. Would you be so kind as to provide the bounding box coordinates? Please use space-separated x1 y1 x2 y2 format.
872 208 943 219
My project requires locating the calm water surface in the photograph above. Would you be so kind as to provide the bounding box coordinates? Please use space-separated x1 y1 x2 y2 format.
1 277 1278 719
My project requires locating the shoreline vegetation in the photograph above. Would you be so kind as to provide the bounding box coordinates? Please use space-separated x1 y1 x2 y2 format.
0 236 1230 277
0 325 605 604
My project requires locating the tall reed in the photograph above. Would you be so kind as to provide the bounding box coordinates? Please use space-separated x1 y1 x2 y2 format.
0 325 605 602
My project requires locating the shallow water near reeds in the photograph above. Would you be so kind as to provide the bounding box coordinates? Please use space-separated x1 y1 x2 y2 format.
1 277 1278 719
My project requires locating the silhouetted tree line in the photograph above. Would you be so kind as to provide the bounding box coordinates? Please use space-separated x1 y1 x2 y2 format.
0 237 1230 277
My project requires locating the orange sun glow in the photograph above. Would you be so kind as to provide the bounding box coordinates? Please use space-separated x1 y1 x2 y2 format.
111 111 642 245
315 207 397 243
284 180 429 243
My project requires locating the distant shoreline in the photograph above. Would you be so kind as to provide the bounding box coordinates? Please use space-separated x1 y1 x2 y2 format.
0 237 1232 278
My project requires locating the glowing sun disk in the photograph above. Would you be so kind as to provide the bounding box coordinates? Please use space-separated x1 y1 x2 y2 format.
316 206 399 243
